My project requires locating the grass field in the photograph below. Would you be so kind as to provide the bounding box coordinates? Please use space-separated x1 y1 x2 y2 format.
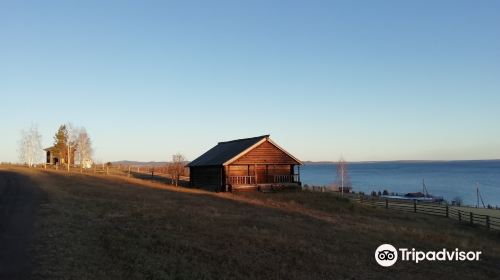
451 206 500 218
3 167 500 279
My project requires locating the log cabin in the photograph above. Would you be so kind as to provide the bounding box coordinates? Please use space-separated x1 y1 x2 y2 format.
187 135 302 191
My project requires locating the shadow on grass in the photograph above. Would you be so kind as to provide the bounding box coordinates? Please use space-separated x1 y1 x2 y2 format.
12 167 500 280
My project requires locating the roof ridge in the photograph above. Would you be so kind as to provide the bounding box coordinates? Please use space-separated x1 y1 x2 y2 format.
218 135 269 144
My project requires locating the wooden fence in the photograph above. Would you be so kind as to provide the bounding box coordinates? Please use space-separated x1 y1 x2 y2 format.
30 164 190 186
302 185 329 192
354 197 500 231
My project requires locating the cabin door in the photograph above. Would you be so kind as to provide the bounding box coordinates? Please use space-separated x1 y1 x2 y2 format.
255 165 268 184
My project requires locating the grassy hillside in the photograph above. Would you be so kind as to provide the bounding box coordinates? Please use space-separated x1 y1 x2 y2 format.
6 167 499 279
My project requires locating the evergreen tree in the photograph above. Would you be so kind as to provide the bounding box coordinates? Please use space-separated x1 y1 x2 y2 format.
53 125 68 164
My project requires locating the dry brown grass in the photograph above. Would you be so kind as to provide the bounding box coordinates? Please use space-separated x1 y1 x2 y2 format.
450 206 500 218
3 166 499 279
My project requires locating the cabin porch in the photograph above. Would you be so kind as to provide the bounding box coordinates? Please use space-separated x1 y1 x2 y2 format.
225 164 301 191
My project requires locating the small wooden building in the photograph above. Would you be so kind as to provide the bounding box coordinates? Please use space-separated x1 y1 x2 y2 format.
187 135 302 191
44 146 60 165
44 146 75 166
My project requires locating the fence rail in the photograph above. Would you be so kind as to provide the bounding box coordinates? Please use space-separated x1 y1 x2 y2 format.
24 164 191 185
228 176 256 185
227 174 299 185
273 174 299 183
354 197 500 231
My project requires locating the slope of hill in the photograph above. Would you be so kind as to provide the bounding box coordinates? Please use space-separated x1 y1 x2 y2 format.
4 167 498 279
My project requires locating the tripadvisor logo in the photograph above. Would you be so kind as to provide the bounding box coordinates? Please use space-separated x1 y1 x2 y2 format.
375 244 482 267
375 244 398 267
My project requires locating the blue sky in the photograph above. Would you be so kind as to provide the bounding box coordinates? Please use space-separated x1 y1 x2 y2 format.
1 0 499 162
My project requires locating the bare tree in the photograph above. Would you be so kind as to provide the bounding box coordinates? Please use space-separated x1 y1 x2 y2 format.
170 153 186 187
75 127 93 172
336 157 352 196
66 124 78 172
18 124 43 167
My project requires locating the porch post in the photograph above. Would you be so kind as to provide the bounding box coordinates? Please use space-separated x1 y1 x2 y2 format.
254 164 257 184
224 165 228 186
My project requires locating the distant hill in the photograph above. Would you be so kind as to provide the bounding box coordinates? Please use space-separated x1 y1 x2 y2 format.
302 161 336 165
112 161 170 166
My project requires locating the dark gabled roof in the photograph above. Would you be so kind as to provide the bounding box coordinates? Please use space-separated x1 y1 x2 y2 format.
187 135 269 167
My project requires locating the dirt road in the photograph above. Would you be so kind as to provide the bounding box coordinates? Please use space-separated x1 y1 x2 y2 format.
0 170 44 280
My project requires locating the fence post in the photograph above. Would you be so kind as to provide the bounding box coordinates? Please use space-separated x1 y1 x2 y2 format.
486 216 490 230
106 166 109 175
469 212 473 225
446 205 449 217
385 199 388 209
458 210 461 222
413 200 417 213
128 166 131 177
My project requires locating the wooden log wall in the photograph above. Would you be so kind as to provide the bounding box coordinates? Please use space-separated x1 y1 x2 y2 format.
190 166 222 189
233 141 299 165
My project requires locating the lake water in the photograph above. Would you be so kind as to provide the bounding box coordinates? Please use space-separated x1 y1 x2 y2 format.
300 161 500 207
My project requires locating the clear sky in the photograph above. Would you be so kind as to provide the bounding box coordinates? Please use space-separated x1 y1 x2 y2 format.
1 0 499 162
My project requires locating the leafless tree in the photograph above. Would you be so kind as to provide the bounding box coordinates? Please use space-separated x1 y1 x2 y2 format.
65 123 78 172
336 157 352 196
18 124 43 167
170 153 186 187
75 127 93 172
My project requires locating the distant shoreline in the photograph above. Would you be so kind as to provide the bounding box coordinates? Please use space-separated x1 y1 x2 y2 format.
108 159 500 167
302 159 500 165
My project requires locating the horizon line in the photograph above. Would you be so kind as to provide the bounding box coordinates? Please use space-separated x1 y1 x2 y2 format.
106 158 500 164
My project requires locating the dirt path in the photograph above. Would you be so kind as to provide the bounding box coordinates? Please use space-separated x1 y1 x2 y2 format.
0 170 45 280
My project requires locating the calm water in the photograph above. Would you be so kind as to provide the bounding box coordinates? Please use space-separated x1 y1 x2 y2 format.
300 161 500 207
